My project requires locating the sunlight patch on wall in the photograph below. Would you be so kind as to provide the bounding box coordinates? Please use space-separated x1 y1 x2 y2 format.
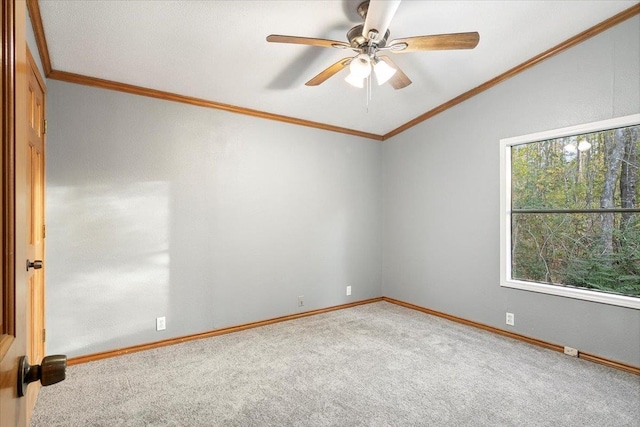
46 181 170 354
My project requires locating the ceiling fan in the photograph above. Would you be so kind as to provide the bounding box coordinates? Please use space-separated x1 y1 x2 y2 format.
266 0 479 90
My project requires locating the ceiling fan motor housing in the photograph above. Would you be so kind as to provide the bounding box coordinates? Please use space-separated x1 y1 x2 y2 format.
347 24 390 49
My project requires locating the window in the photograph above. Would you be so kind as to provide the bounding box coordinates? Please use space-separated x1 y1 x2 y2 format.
500 114 640 309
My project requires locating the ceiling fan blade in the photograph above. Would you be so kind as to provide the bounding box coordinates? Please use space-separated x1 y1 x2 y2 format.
379 56 411 89
389 32 480 52
305 58 352 86
362 0 401 43
266 35 350 49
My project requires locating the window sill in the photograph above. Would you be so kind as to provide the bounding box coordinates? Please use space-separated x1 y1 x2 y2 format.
501 279 640 310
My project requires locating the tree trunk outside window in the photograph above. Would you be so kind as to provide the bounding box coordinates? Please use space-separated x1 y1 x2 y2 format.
620 127 638 230
599 129 625 256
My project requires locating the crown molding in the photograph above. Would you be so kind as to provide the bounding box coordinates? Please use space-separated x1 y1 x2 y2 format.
26 0 51 75
382 3 640 140
47 69 384 140
27 2 640 140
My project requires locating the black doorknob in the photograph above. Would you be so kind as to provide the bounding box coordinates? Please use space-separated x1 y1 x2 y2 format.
18 354 67 397
26 259 43 271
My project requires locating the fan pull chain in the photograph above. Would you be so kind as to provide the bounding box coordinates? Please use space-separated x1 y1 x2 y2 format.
365 76 369 112
365 75 372 112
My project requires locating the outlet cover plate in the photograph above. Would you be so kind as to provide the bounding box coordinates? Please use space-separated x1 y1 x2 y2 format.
506 312 515 326
346 286 352 296
156 316 166 331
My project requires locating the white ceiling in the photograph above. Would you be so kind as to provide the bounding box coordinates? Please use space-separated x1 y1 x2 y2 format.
37 0 637 136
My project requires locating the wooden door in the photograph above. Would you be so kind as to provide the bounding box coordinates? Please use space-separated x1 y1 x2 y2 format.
25 46 46 416
1 1 33 425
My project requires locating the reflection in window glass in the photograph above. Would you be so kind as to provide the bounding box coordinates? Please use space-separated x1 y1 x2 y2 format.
510 125 639 297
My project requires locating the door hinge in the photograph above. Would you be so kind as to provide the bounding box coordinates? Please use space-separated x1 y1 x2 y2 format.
43 119 47 135
42 328 46 342
43 224 46 238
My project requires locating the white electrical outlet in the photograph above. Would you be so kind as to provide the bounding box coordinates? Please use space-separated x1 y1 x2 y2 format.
298 296 304 307
564 346 579 357
156 316 166 331
346 286 352 296
506 312 515 326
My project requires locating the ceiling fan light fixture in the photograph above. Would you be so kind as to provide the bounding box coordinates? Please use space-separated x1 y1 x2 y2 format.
345 72 365 88
267 0 481 92
373 58 396 85
349 53 372 79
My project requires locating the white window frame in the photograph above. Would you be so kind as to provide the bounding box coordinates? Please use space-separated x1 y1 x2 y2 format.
500 114 640 310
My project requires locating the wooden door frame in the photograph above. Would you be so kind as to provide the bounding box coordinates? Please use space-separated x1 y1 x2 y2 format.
1 0 17 354
2 1 32 425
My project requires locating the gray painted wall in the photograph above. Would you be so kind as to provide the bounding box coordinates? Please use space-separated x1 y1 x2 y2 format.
44 16 639 366
382 17 640 366
45 82 382 356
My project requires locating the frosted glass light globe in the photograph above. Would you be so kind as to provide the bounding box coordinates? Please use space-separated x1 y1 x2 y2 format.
349 54 372 79
345 72 364 88
373 58 396 85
